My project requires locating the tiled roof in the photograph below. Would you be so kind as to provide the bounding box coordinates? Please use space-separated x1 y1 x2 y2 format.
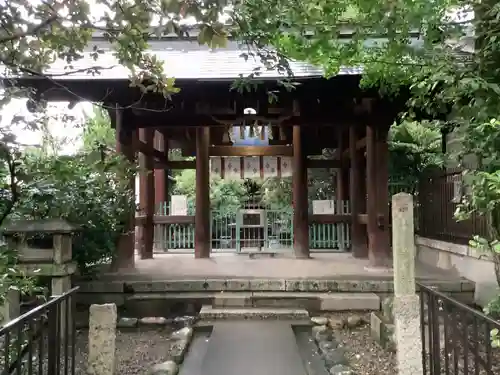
45 39 364 80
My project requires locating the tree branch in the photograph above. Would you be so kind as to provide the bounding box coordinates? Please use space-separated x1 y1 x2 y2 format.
0 14 59 44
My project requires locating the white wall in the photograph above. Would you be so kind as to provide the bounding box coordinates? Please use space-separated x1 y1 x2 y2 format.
416 236 499 306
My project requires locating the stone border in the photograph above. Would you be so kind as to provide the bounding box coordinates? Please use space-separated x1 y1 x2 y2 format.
77 277 474 293
416 236 485 259
310 317 357 375
117 315 198 329
149 326 195 375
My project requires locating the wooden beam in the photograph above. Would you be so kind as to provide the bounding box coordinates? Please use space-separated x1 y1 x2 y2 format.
209 145 293 157
306 159 344 168
154 160 196 169
309 214 351 224
136 215 195 225
136 140 168 162
138 113 349 128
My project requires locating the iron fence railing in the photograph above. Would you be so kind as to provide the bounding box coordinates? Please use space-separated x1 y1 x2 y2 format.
418 169 489 244
0 287 79 375
418 283 500 375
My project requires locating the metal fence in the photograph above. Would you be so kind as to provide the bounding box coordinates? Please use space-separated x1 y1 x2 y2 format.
151 200 352 252
418 169 489 244
0 287 79 375
418 283 500 375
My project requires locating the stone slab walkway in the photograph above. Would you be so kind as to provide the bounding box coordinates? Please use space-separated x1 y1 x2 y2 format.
99 253 465 281
201 322 306 375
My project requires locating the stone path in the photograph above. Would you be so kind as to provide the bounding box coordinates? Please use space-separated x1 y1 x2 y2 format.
193 322 307 375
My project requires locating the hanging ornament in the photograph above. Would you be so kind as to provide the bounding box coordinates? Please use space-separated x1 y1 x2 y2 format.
267 124 274 140
240 120 245 140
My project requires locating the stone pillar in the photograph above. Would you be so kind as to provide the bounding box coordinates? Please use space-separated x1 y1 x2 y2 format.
292 125 310 258
52 232 74 337
0 287 20 324
115 108 136 269
366 124 388 268
349 126 367 258
88 304 117 375
138 128 155 259
392 193 423 375
195 127 211 258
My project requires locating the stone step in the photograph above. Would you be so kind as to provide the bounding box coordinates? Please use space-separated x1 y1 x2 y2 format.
199 306 310 321
213 292 381 311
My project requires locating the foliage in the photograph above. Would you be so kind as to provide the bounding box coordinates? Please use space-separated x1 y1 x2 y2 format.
261 177 293 209
12 149 135 274
0 135 42 306
388 121 443 188
172 170 247 217
0 246 41 316
81 106 115 152
457 118 500 317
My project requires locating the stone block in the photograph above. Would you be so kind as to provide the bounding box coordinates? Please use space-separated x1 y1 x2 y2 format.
139 317 169 326
461 281 476 292
213 292 251 308
202 279 227 291
221 279 251 291
0 288 20 324
312 325 332 342
249 279 286 291
171 327 193 341
393 295 424 375
76 281 124 293
198 306 310 320
150 361 178 375
168 339 189 364
370 312 395 351
251 293 318 309
88 303 117 375
450 291 474 304
319 293 380 311
381 296 394 322
117 317 138 328
311 316 328 325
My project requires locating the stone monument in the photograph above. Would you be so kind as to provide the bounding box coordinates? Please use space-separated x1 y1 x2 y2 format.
391 193 424 375
88 303 117 375
2 218 78 331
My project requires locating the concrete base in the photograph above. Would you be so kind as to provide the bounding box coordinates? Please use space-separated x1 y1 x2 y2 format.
76 276 474 319
213 292 380 311
199 306 310 321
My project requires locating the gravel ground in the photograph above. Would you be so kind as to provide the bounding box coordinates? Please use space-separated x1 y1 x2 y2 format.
326 312 397 375
325 311 500 375
73 326 176 375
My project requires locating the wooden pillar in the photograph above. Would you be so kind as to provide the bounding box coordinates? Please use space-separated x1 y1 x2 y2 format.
376 126 391 259
154 133 168 207
114 108 136 270
139 128 155 259
366 124 389 267
195 127 210 258
292 125 310 258
349 126 368 258
335 128 349 201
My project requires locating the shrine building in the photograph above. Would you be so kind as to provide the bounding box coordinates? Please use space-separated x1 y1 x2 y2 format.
10 32 421 270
